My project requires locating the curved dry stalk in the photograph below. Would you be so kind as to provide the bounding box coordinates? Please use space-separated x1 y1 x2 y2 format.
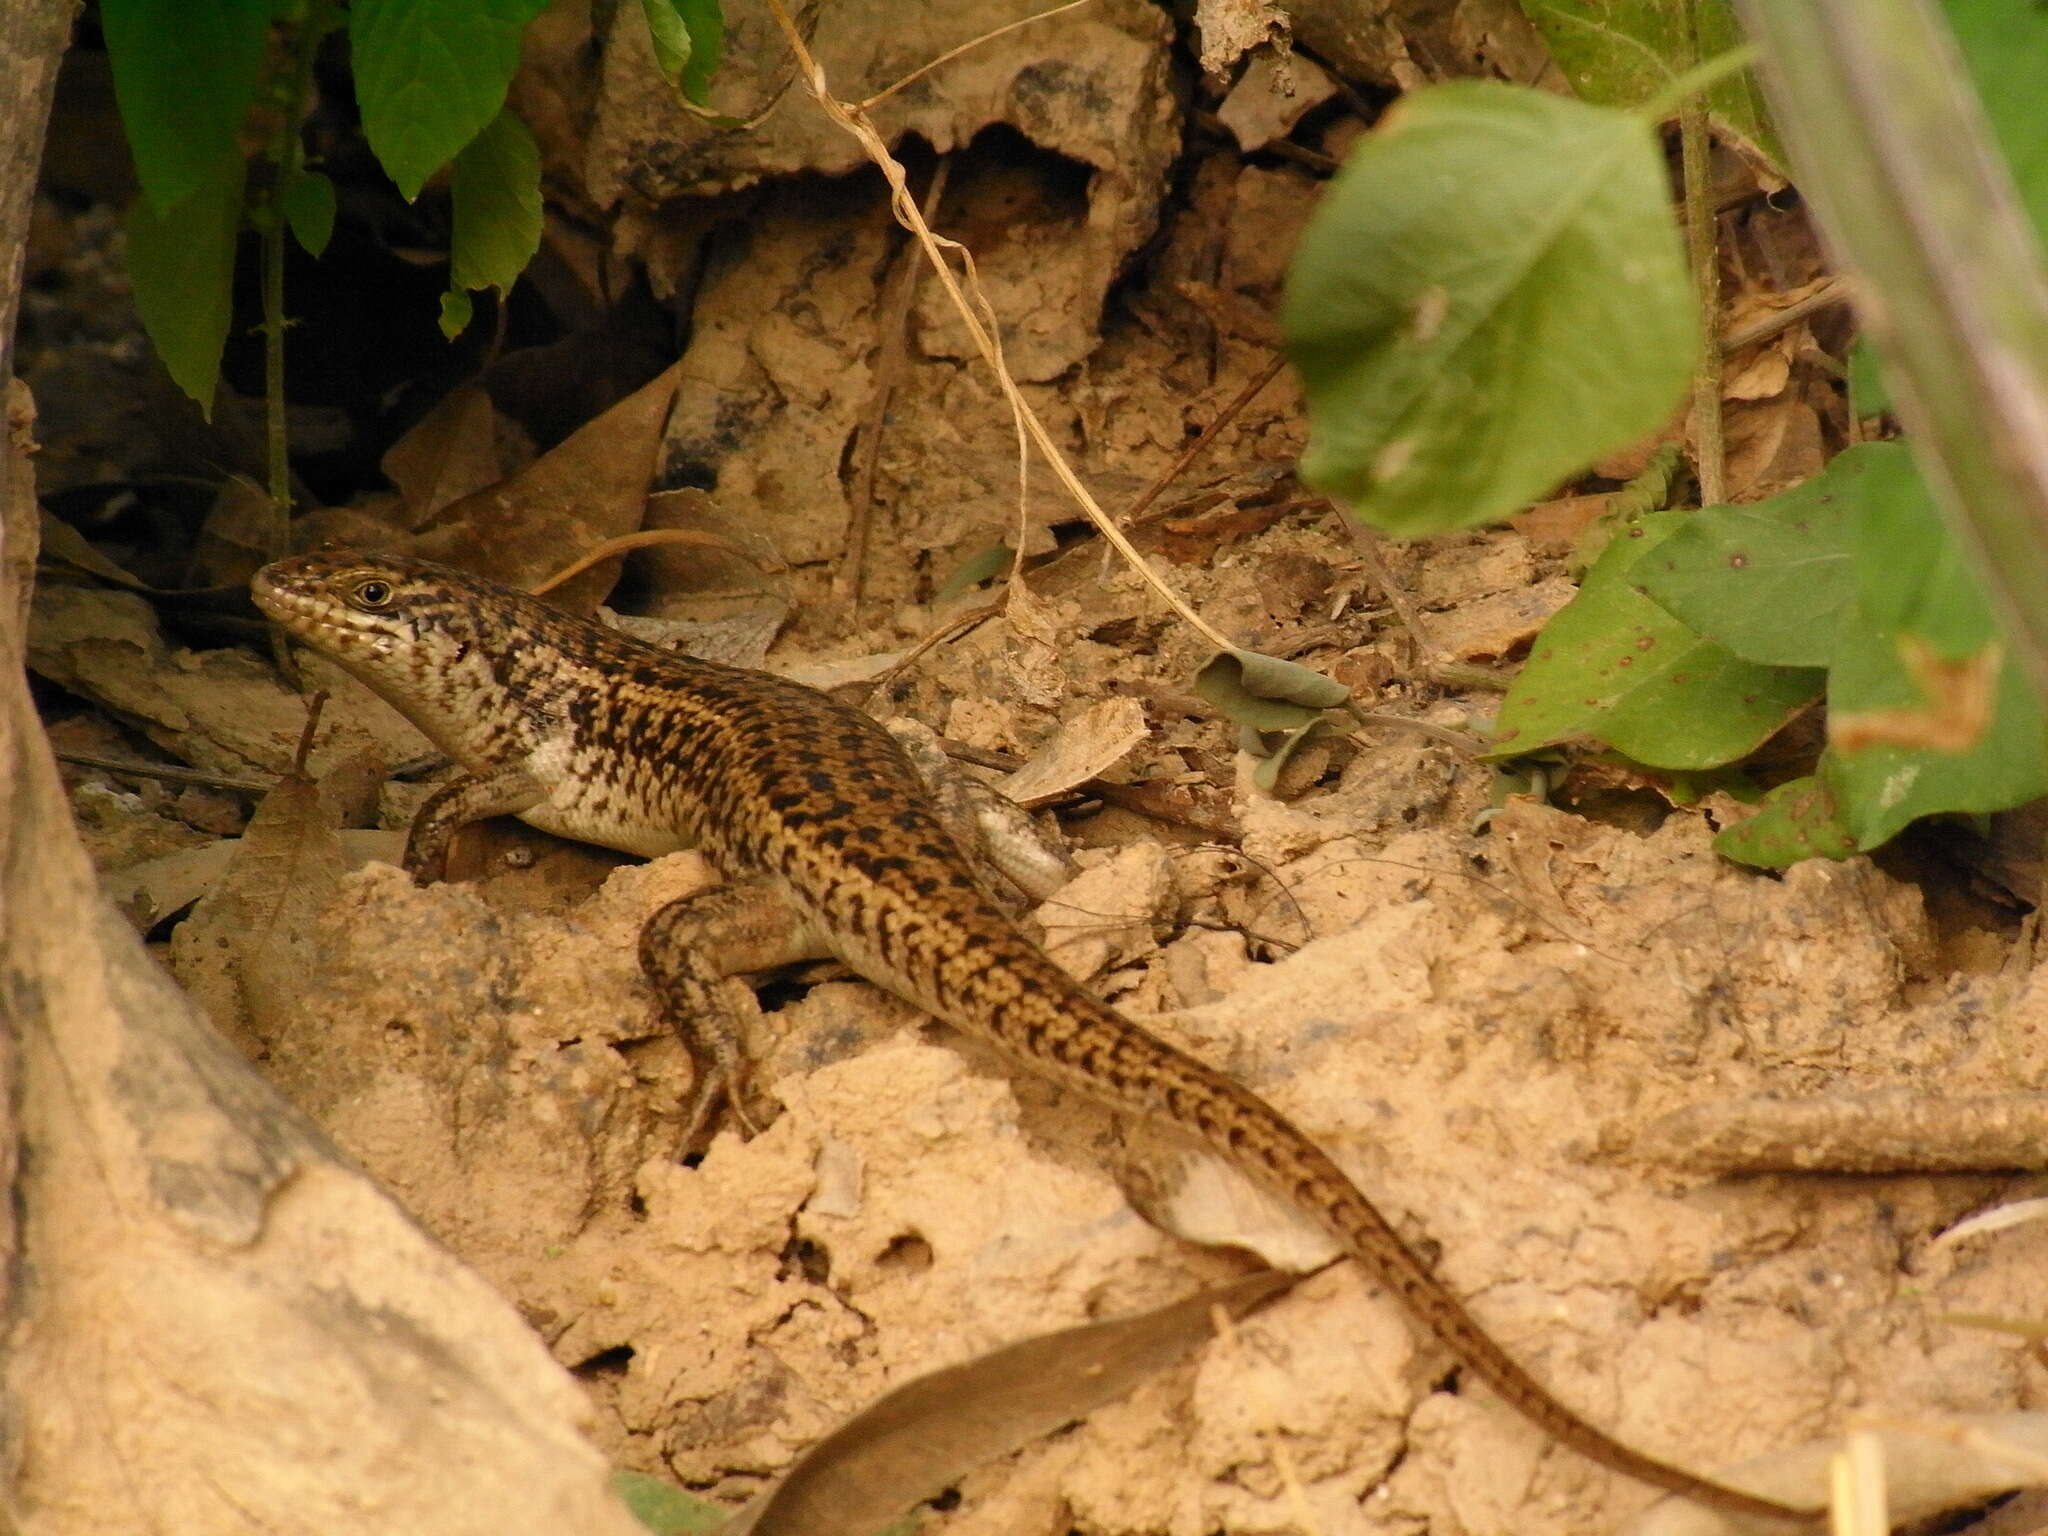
856 0 1099 112
758 0 1239 655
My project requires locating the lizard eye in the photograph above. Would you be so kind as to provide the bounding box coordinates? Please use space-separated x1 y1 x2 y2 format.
352 578 395 610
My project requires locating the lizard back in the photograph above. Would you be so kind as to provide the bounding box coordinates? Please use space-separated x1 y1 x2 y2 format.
252 552 1810 1523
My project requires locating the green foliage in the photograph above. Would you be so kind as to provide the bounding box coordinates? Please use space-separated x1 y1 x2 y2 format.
1624 444 2046 865
445 109 544 337
1842 1 2047 427
281 169 338 258
349 0 550 200
102 0 274 419
1492 510 1823 768
103 0 723 412
932 543 1013 603
100 0 272 215
1632 451 1859 666
1195 649 1356 791
1282 82 1696 536
124 162 244 416
1945 0 2048 236
642 0 726 105
1520 0 1781 165
609 1470 729 1535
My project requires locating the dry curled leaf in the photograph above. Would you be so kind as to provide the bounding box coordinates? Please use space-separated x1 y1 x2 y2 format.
728 1269 1299 1536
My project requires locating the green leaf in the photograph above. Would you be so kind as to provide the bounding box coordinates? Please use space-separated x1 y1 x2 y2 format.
1250 717 1335 792
127 165 245 418
1851 443 1998 658
350 0 549 200
641 0 725 105
1492 510 1823 768
933 543 1012 604
449 108 543 295
1632 441 1886 667
101 0 271 215
1821 599 2048 849
609 1470 727 1535
1520 0 1782 167
281 169 337 257
1713 775 1859 866
1847 336 1890 417
439 287 476 341
1194 649 1352 733
1284 82 1697 536
1944 0 2048 243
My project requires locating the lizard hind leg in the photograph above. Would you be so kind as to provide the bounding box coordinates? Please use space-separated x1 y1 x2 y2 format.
638 881 832 1148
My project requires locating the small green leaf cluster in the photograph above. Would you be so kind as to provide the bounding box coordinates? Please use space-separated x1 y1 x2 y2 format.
1281 2 2048 866
101 0 722 413
1497 444 2045 865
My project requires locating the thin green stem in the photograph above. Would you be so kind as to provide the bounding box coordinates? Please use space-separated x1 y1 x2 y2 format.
258 5 330 556
1679 5 1725 507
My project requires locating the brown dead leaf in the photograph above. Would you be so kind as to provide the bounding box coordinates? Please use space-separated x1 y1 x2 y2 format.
1510 493 1612 553
413 360 682 609
169 751 370 1058
1146 492 1304 565
1625 1415 2048 1536
1624 1090 2048 1176
1721 334 1794 403
1424 575 1577 662
106 828 408 934
728 1269 1299 1536
37 508 155 589
27 580 377 779
1723 396 1825 503
999 696 1151 807
190 473 275 589
606 602 789 671
382 382 531 529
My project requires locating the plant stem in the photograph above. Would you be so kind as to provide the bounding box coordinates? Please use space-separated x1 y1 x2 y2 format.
1679 4 1725 507
258 6 328 556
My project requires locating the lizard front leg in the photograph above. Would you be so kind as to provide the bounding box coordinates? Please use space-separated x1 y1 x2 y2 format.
403 766 547 883
639 881 832 1146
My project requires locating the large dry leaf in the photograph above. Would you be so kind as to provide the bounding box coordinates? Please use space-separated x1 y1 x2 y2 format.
29 575 432 780
382 381 529 528
1626 1414 2048 1535
414 360 682 608
728 1268 1300 1536
107 828 405 932
998 695 1151 807
169 753 364 1056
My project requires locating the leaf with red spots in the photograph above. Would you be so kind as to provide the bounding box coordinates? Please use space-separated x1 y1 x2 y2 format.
1714 775 1858 867
1491 510 1822 769
1631 444 1875 667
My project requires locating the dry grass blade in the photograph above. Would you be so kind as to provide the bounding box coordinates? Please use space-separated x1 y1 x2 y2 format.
757 0 1236 653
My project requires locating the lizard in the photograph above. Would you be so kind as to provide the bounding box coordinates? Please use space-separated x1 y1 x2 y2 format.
251 549 1814 1525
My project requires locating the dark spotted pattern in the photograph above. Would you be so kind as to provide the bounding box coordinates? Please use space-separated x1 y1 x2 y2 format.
250 552 1812 1524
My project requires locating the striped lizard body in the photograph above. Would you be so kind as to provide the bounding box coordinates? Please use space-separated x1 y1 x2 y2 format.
252 551 1810 1524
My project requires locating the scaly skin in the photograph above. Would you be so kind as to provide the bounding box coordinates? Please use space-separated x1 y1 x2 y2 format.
252 551 1813 1524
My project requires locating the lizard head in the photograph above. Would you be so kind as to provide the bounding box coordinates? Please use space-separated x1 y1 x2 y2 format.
251 551 492 676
